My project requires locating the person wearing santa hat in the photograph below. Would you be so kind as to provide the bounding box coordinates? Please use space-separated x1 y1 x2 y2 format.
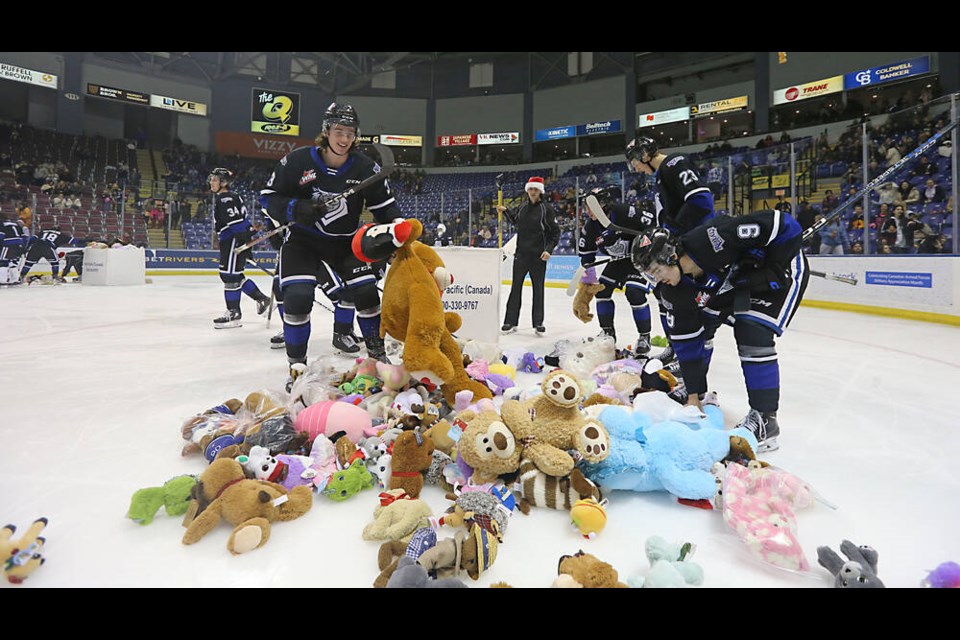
496 175 560 335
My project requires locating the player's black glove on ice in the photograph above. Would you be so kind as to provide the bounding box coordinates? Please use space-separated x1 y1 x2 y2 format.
291 199 327 226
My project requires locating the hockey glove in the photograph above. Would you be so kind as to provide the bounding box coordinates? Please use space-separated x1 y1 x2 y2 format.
580 266 599 285
290 199 327 226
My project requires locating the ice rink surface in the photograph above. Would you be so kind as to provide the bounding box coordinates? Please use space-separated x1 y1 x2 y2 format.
2 274 959 589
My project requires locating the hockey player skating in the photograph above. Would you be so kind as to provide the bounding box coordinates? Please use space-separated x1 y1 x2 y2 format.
209 168 271 329
19 226 77 282
625 133 717 367
577 185 657 357
258 102 404 386
630 209 809 452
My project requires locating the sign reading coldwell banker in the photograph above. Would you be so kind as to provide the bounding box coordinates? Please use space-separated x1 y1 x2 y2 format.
252 88 301 136
0 62 57 89
843 56 931 90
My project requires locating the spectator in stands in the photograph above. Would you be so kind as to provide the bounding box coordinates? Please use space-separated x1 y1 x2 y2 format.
818 217 849 255
906 211 930 251
882 205 910 253
886 143 902 166
18 201 31 231
820 189 838 213
847 203 865 231
918 232 948 254
876 181 900 207
898 180 920 209
795 199 816 234
919 177 946 205
806 213 823 254
850 240 864 255
909 155 938 180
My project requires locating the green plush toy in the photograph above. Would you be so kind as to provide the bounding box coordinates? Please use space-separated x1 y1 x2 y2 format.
628 535 704 588
127 475 199 525
322 459 374 501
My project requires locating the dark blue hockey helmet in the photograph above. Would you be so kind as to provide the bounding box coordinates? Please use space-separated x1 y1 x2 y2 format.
631 227 680 273
320 102 361 150
589 185 620 206
625 134 659 163
208 167 234 185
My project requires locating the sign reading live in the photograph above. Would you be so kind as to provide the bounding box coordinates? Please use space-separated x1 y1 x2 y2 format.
0 62 57 89
215 131 315 160
150 94 207 116
251 87 301 136
437 134 478 146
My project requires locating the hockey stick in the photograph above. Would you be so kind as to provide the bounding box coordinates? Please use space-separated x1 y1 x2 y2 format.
565 255 633 296
496 173 504 249
809 269 858 285
802 118 960 242
585 195 642 236
233 143 397 255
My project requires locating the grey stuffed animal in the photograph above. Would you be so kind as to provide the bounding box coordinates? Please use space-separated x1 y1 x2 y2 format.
386 556 468 588
816 540 885 588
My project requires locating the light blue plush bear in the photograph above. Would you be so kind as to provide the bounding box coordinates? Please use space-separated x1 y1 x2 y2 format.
580 405 759 500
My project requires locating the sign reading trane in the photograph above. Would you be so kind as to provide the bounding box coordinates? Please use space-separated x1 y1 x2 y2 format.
151 94 207 116
772 75 843 105
0 62 57 89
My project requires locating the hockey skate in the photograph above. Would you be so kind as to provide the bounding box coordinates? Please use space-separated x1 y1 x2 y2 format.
213 309 242 329
270 331 285 349
364 336 390 363
256 296 271 316
285 361 307 393
650 342 676 365
736 408 780 453
634 333 652 358
501 324 517 334
332 331 361 356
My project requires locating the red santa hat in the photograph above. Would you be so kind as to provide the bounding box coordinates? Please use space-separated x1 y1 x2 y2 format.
525 176 545 193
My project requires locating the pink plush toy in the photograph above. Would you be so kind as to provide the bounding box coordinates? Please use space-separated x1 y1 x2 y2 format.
295 400 374 443
720 461 815 573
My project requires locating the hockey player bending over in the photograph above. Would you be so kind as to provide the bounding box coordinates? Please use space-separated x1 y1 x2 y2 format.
259 102 405 387
210 168 271 329
631 209 809 453
577 184 657 357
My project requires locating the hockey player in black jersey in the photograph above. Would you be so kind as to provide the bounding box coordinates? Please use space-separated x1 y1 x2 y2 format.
625 133 717 365
0 214 27 284
209 168 271 329
577 185 657 356
631 209 810 452
259 102 405 382
19 226 76 282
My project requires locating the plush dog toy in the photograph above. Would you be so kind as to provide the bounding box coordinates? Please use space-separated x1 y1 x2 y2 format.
181 457 313 555
388 429 436 499
817 540 885 588
379 218 492 407
553 550 628 588
2 517 47 584
362 489 435 543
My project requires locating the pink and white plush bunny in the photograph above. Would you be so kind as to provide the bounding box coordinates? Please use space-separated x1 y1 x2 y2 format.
720 461 815 573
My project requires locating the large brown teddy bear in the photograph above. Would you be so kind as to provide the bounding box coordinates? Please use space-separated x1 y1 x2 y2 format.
499 369 610 477
379 218 492 407
455 409 523 485
182 457 313 555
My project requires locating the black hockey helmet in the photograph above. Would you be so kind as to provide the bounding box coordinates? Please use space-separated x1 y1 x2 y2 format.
631 227 680 273
589 185 620 206
625 134 659 163
319 102 361 150
208 167 234 185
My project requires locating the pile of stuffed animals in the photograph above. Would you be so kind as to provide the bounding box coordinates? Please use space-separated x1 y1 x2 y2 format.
111 216 934 588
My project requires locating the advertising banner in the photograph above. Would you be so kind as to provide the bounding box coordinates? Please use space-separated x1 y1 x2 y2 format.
437 134 477 146
477 132 520 145
691 95 748 116
577 120 622 136
843 55 931 90
638 106 690 128
0 62 57 89
252 88 301 136
87 83 149 105
434 247 501 343
534 126 576 141
215 131 314 160
150 94 208 116
772 76 843 105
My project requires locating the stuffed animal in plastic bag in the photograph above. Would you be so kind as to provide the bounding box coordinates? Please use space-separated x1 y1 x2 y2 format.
817 540 885 588
721 461 816 573
628 535 704 588
549 335 617 382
